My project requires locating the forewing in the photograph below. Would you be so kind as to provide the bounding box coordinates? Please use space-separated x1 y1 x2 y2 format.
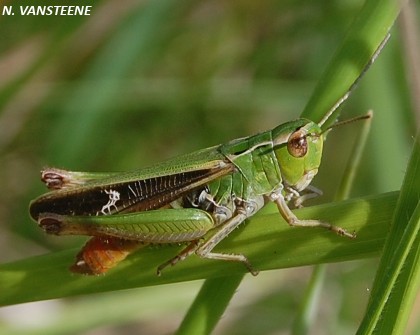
30 146 233 219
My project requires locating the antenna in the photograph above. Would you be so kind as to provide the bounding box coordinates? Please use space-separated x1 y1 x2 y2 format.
321 110 372 135
318 34 390 128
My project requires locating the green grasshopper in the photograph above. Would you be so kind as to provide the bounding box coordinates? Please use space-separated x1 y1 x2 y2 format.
29 37 388 276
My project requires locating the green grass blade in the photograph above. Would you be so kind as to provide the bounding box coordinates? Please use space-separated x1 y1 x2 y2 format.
0 192 397 306
301 0 406 128
335 111 373 201
292 265 326 335
175 275 245 335
356 130 420 334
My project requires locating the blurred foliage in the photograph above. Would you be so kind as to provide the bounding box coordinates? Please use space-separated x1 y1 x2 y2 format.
0 0 417 334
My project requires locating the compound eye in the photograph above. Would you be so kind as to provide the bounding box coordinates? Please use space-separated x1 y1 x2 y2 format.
287 129 308 158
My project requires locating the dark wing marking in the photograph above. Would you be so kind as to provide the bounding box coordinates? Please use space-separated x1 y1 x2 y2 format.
30 165 234 219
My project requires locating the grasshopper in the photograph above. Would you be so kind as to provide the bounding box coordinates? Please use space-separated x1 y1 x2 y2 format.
29 36 388 276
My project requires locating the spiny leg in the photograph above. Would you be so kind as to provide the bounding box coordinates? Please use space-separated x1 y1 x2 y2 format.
271 191 356 238
156 193 263 276
156 240 200 276
157 202 261 276
195 200 263 276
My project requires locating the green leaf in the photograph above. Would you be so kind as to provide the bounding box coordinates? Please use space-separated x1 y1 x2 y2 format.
175 275 245 335
301 0 406 129
356 131 420 334
0 192 397 306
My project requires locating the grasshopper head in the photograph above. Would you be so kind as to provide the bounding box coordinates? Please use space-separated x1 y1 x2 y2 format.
272 119 323 192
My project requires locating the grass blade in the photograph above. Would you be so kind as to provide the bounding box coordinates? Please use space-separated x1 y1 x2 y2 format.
356 130 420 334
175 275 245 335
0 192 397 306
301 0 406 128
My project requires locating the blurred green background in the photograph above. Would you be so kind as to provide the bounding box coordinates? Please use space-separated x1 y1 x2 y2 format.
0 0 418 334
